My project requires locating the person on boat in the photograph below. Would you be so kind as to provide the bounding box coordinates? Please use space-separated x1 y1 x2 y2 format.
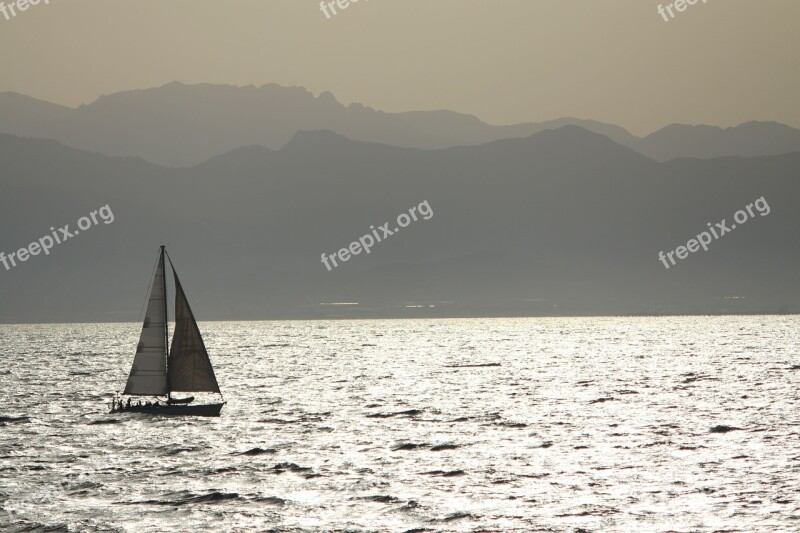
146 401 152 407
154 401 160 407
137 401 142 407
118 400 123 411
126 398 131 409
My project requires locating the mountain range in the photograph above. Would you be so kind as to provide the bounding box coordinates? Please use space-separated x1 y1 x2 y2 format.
1 123 797 323
2 82 800 167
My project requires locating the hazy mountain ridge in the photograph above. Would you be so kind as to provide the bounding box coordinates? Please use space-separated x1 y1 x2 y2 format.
1 127 798 322
0 92 71 138
637 121 800 161
2 83 799 166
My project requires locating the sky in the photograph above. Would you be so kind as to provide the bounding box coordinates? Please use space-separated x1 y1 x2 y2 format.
0 0 798 136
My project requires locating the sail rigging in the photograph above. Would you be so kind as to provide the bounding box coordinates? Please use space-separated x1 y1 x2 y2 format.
115 246 224 416
166 257 221 394
123 248 169 396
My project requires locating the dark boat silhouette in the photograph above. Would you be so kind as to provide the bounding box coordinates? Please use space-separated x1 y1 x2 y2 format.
111 246 224 417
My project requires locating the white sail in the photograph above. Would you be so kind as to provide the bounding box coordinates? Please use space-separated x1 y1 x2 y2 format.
123 249 169 396
167 267 220 393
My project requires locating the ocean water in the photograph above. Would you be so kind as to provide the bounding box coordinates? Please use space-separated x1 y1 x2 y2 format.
1 316 799 533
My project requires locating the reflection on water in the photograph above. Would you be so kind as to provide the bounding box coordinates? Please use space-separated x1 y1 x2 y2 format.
1 316 799 532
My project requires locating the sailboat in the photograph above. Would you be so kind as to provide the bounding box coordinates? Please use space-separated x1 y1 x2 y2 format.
111 246 225 417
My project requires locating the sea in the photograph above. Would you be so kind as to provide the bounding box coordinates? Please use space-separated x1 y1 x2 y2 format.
1 316 799 533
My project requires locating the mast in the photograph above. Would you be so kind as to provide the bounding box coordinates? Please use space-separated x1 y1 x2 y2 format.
162 245 170 399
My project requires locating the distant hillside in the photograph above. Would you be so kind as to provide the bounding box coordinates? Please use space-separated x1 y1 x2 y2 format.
633 121 800 161
0 92 71 137
1 83 799 166
0 126 797 322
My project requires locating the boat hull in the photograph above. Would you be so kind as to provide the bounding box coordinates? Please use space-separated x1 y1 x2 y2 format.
112 403 224 417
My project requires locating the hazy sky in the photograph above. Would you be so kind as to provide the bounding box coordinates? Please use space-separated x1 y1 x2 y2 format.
0 0 797 135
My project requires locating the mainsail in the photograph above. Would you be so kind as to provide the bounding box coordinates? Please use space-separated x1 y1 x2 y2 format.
123 249 169 396
167 266 220 393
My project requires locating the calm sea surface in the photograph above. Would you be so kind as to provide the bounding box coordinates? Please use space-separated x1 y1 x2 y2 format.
1 317 799 532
